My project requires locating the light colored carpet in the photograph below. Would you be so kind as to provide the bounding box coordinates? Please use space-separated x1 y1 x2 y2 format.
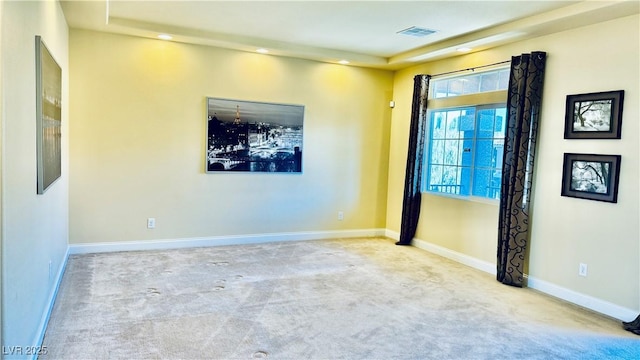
42 237 639 359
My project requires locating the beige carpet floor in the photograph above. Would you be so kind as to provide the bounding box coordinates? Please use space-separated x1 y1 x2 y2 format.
42 237 639 359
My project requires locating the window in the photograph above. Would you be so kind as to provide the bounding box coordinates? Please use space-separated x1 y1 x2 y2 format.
432 68 509 98
424 68 509 200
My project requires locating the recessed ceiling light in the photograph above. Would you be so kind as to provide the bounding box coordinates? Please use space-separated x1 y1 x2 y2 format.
157 34 173 41
338 60 350 65
457 47 472 52
256 48 269 54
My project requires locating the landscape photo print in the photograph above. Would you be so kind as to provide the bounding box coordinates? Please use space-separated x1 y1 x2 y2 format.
206 97 304 173
561 153 621 203
564 90 624 139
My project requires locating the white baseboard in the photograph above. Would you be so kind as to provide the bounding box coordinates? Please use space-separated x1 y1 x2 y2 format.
32 247 70 360
386 230 496 274
385 229 400 241
69 228 387 254
526 275 638 321
67 228 638 321
392 233 637 321
411 237 497 275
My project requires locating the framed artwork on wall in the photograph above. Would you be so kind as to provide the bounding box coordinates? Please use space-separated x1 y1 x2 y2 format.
36 35 62 194
205 97 304 173
561 153 621 203
564 90 624 139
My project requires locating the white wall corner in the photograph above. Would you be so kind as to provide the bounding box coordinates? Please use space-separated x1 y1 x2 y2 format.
385 229 400 241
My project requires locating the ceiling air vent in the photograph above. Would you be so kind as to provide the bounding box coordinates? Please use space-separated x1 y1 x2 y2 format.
397 26 437 37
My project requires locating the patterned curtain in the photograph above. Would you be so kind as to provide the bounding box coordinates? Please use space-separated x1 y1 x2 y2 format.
397 75 430 246
496 52 546 286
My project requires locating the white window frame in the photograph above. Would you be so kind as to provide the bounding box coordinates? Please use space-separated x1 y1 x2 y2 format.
422 67 509 203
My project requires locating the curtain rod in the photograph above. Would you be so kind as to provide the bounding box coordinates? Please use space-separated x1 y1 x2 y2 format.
427 60 511 79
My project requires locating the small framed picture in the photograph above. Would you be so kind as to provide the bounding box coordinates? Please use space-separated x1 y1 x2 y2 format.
564 90 624 139
561 153 621 203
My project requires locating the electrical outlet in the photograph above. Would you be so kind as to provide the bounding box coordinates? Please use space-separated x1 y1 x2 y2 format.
337 211 344 221
147 217 156 229
579 263 588 277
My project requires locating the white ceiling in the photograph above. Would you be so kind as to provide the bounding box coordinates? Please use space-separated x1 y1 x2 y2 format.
60 0 640 69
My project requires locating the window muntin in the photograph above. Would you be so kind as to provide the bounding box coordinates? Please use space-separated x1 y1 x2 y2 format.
424 67 509 201
425 105 505 200
471 107 506 199
427 108 474 196
431 68 510 99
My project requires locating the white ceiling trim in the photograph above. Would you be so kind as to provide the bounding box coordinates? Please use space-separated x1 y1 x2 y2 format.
63 0 640 70
107 16 389 66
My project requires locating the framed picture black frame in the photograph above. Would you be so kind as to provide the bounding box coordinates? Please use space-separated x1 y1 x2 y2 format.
564 90 624 139
36 35 62 194
561 153 621 203
205 97 304 173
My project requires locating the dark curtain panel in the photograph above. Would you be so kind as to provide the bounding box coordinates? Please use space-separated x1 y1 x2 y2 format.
497 52 546 286
623 314 640 335
397 75 430 246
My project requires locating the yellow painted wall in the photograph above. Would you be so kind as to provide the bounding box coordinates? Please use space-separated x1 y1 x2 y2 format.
69 29 393 244
1 0 69 349
386 15 639 311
